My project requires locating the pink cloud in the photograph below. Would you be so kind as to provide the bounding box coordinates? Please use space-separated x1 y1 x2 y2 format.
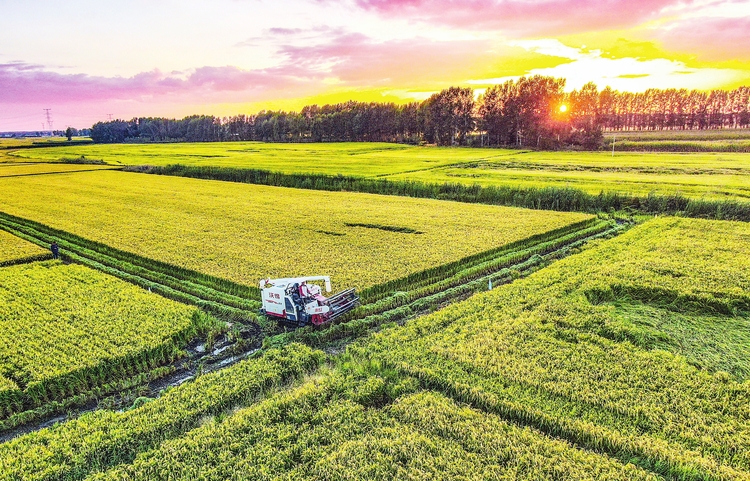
278 32 489 86
0 29 494 129
351 0 694 35
0 63 311 105
655 16 750 62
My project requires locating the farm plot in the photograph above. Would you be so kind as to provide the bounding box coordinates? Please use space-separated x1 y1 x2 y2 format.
0 170 592 291
353 217 750 480
9 142 750 200
0 344 657 481
3 219 747 480
3 141 494 175
384 151 750 200
0 261 211 418
0 230 49 266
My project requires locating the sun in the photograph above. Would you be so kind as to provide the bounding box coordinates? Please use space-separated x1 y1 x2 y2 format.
559 104 568 113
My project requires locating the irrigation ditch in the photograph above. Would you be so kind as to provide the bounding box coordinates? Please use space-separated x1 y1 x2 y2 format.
0 211 629 441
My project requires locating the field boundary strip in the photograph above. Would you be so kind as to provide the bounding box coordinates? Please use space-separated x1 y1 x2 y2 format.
0 253 52 268
0 167 121 179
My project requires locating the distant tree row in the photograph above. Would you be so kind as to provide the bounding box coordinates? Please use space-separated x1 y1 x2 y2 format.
90 78 750 148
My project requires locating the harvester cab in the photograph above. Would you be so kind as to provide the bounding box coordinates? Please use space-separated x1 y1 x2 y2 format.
259 276 359 328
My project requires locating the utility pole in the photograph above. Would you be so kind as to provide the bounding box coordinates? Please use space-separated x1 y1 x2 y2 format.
43 108 53 132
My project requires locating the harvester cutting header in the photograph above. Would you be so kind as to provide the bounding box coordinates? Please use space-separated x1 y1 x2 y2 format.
259 276 359 328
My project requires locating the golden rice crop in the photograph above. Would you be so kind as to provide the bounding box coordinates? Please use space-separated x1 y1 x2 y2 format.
0 170 591 291
52 374 655 481
353 217 750 480
0 344 323 481
0 260 202 414
0 229 49 266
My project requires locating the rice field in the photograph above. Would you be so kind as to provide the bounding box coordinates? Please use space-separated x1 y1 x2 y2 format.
0 261 209 418
355 217 750 479
4 214 749 480
0 169 591 291
5 141 750 199
1 138 749 479
0 230 49 266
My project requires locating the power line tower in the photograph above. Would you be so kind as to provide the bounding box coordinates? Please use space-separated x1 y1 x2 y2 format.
107 113 113 121
43 108 53 132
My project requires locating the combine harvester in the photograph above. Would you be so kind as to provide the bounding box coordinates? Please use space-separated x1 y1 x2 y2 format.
259 276 359 328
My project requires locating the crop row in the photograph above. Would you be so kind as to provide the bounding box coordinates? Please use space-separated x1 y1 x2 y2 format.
2 347 659 480
0 212 260 319
82 385 657 481
0 343 324 481
0 261 218 419
351 217 750 480
0 229 50 266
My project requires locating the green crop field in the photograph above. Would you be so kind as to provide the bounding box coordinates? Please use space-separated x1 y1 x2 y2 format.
0 261 213 420
5 141 750 200
3 218 749 480
1 137 749 480
0 169 590 291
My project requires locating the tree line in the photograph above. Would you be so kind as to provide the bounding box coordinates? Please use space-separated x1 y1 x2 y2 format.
91 77 750 148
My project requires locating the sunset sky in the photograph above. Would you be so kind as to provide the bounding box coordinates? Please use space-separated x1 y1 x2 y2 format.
1 0 749 130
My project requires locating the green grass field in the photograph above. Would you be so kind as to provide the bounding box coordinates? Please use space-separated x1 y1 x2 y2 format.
5 141 750 199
